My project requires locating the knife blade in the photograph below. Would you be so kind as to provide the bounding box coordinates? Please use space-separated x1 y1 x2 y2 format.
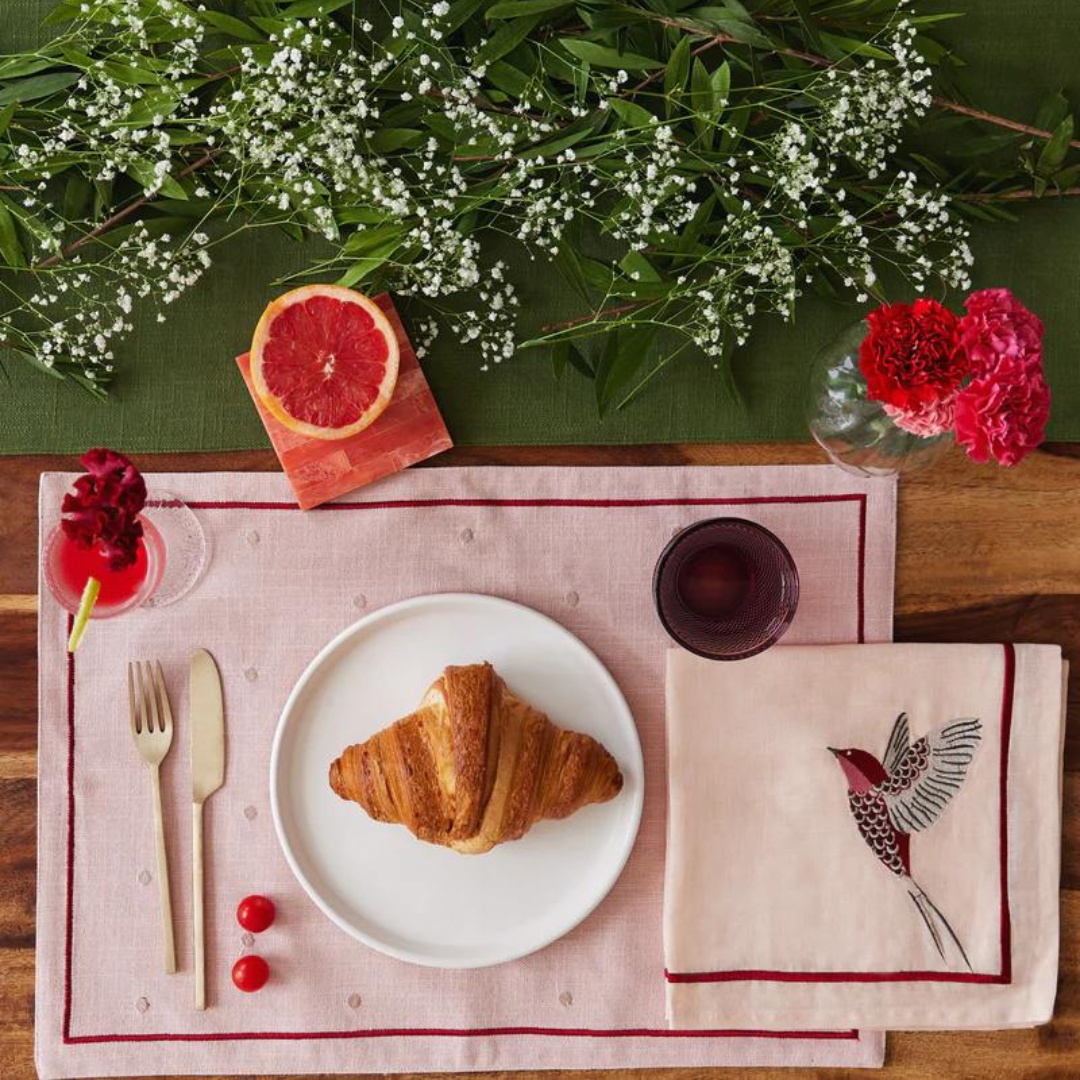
190 648 225 804
189 648 225 1010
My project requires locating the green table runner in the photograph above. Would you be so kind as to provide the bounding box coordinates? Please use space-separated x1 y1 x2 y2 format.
2 1 1078 453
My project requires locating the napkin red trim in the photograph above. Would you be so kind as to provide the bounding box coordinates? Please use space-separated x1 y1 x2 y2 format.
57 494 870 1046
665 643 1016 986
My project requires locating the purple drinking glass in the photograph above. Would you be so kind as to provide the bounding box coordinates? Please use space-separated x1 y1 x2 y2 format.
652 517 800 661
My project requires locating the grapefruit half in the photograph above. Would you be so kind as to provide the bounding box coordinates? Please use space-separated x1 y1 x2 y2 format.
250 284 400 441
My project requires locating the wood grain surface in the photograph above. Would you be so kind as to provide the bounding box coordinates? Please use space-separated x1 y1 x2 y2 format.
2 443 1078 1079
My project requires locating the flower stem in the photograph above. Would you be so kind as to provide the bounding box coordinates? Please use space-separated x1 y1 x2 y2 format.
959 185 1080 202
539 299 653 334
932 98 1080 150
67 576 101 653
37 151 219 269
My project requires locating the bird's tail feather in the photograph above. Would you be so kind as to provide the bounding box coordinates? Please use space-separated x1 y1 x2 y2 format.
908 881 972 972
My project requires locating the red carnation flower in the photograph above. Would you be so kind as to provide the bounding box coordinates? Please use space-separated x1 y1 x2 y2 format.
958 288 1044 375
61 448 147 570
859 299 968 414
954 354 1050 467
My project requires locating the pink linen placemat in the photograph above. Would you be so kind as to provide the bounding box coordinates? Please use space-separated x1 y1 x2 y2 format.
36 465 895 1077
664 644 1066 1030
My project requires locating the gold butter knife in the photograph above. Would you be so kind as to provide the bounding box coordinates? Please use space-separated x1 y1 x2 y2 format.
190 648 225 1011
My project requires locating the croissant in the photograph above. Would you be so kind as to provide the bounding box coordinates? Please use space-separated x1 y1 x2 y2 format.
328 662 623 853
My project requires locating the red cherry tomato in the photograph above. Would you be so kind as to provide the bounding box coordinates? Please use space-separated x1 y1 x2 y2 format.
237 894 275 933
232 954 270 993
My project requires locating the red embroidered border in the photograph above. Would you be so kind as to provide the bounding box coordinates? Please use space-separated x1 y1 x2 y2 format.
61 494 869 1044
665 642 1016 986
63 1027 859 1044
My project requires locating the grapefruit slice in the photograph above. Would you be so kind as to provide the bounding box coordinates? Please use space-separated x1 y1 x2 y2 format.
250 284 400 441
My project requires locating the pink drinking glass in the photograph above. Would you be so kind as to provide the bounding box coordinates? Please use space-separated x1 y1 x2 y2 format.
653 517 800 660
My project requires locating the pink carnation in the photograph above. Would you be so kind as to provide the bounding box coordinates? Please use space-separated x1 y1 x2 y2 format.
953 354 1050 467
958 288 1044 375
884 395 957 438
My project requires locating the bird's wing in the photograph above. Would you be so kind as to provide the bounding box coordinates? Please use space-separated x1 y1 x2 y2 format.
879 718 982 834
881 712 910 776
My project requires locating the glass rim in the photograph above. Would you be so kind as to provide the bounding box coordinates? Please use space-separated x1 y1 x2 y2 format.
652 516 800 661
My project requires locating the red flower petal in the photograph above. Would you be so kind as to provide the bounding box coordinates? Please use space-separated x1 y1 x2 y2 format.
61 449 147 570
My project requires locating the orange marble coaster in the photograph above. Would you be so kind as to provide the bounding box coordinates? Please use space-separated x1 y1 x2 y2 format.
237 293 453 509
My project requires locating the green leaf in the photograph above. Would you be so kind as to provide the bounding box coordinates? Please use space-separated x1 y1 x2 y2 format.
720 0 753 18
336 206 396 225
0 70 78 106
559 40 664 71
124 161 189 200
486 59 532 96
62 172 92 221
1037 115 1074 175
445 0 488 34
474 16 544 66
0 192 54 261
551 339 592 381
594 324 658 415
686 8 771 48
710 60 731 108
554 242 593 304
1052 164 1080 189
338 237 403 286
517 115 600 159
690 57 713 145
1034 91 1071 133
122 87 184 128
368 128 425 152
818 32 893 61
664 34 692 116
343 224 406 254
619 250 660 282
0 55 62 80
608 97 654 128
712 328 744 408
0 203 26 267
281 0 356 16
0 103 14 137
792 0 823 51
199 11 265 42
487 0 571 17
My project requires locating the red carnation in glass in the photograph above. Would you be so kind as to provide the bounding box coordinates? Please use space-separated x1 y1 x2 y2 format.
859 299 968 415
61 448 147 571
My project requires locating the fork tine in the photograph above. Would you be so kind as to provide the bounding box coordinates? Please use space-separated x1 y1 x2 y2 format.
136 662 151 734
128 662 141 737
153 662 173 734
143 661 161 734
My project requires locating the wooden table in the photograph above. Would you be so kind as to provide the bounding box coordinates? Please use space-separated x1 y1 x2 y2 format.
2 445 1077 1079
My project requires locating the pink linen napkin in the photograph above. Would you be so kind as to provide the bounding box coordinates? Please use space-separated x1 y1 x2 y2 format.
36 466 895 1077
664 643 1066 1031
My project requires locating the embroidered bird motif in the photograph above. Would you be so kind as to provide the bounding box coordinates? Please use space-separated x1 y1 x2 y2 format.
828 713 982 970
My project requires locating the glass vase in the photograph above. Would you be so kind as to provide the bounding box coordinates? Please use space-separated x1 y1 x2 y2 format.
806 320 952 478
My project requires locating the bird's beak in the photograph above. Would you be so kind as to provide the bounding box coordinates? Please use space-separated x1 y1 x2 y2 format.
827 747 839 756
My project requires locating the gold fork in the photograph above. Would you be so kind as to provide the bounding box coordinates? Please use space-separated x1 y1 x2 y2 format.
128 661 177 974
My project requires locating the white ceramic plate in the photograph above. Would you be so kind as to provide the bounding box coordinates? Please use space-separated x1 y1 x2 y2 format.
270 593 644 968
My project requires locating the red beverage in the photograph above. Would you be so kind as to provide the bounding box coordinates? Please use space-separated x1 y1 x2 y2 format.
55 532 149 609
676 543 755 619
45 517 163 618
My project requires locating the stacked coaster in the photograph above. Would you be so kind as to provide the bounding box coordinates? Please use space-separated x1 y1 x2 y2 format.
236 294 452 509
